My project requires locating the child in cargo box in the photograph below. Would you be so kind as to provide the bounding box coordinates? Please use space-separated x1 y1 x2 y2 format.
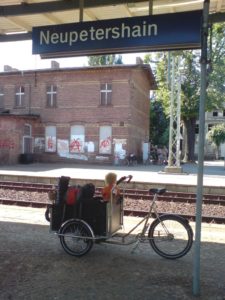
101 172 123 203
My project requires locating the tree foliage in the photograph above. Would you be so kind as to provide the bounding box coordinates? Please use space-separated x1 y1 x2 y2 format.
144 22 225 161
88 54 123 66
150 98 169 146
207 123 225 147
207 123 225 158
206 23 225 110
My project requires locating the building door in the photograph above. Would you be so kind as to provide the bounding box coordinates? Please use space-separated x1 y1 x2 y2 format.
23 124 32 154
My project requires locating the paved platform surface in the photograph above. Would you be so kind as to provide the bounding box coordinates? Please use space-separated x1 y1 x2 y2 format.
0 161 225 299
0 205 225 300
0 160 225 187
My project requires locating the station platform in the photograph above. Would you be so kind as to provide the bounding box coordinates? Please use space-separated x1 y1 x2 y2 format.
0 160 225 194
1 162 225 299
0 204 225 300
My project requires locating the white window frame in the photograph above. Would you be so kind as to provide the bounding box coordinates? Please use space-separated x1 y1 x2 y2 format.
15 86 25 107
100 83 112 106
46 85 57 107
0 88 4 109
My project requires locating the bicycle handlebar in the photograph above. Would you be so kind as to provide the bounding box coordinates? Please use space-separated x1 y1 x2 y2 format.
117 175 133 185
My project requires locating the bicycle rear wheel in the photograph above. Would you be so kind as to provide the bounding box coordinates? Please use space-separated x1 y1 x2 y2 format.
148 214 193 259
59 219 94 257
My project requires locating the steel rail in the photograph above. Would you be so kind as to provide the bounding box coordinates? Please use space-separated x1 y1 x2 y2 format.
1 198 225 224
1 181 225 205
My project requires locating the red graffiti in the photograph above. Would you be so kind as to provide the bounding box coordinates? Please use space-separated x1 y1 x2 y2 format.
100 136 111 149
47 137 54 149
70 139 82 152
0 139 15 149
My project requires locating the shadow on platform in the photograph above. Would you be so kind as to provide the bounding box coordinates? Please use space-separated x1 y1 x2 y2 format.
0 220 224 300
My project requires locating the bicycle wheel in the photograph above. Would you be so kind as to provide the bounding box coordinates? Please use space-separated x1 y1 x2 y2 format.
59 219 94 257
148 214 193 259
45 205 51 222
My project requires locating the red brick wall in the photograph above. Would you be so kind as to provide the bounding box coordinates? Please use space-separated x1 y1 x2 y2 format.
0 65 154 164
0 115 40 164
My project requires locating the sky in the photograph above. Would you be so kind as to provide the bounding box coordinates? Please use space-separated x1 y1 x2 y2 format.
0 40 146 71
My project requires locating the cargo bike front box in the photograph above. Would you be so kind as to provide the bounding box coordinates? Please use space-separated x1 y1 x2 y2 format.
47 176 124 256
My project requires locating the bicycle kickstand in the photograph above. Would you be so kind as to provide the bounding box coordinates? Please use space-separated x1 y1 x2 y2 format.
131 239 141 254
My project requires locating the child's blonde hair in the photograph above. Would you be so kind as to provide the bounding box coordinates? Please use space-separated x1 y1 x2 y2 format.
105 172 117 185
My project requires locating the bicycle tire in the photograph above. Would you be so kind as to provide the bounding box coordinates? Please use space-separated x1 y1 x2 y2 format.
148 214 193 259
45 206 51 222
59 219 94 257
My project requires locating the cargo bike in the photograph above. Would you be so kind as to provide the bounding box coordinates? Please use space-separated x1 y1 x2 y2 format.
45 175 193 259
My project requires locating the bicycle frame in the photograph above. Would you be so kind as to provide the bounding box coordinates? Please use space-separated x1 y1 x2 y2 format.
56 177 194 258
101 190 162 247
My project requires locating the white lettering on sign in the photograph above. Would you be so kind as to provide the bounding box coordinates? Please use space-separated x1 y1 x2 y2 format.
39 21 158 47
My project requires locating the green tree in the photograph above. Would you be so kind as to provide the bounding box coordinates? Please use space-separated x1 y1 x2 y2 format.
207 123 225 159
88 54 123 66
144 23 225 161
206 23 225 110
150 97 169 146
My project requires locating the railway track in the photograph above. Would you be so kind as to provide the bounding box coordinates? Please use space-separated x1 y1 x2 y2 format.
1 180 225 205
1 181 225 224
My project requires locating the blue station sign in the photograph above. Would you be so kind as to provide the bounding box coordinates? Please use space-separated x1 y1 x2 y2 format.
32 10 202 58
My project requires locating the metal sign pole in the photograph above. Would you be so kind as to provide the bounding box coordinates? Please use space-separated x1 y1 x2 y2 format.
193 0 210 296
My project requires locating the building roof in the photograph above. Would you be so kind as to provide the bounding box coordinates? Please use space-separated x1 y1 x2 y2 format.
0 62 157 89
0 0 225 42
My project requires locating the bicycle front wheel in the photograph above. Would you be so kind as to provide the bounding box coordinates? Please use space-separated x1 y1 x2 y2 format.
59 219 94 257
148 214 193 259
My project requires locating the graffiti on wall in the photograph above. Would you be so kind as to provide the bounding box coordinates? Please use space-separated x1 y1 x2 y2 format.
113 138 127 159
99 136 111 154
58 139 87 160
46 136 56 152
57 139 69 155
34 138 45 152
0 139 15 149
70 138 84 153
86 141 94 153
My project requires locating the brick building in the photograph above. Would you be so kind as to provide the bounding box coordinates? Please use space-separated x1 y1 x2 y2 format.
0 62 156 165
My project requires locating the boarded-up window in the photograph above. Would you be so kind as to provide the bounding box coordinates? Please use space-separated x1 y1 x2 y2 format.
70 125 85 153
45 126 56 152
99 126 112 154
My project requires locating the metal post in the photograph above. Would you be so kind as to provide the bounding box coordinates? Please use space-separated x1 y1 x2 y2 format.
79 0 84 22
176 59 181 168
166 55 182 172
193 0 210 296
149 0 153 15
168 54 175 166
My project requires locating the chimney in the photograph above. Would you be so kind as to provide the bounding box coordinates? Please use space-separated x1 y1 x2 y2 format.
136 57 143 65
51 60 60 69
4 65 18 72
4 65 13 72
